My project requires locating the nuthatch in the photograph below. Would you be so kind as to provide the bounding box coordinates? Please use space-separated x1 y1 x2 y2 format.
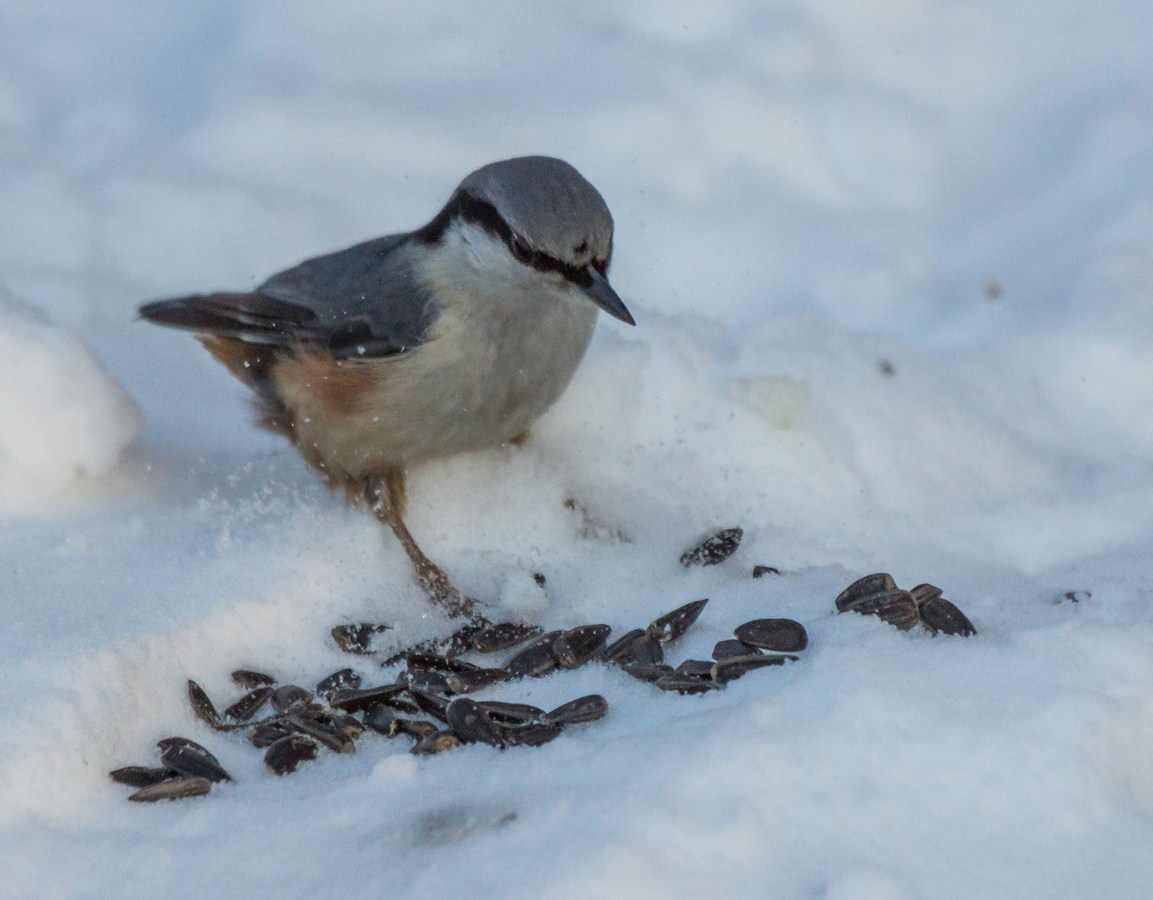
140 156 634 617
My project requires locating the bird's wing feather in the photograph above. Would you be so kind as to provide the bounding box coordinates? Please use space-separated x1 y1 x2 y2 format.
139 233 435 359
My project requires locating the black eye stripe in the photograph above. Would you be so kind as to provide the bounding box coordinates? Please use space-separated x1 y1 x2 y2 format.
417 190 608 286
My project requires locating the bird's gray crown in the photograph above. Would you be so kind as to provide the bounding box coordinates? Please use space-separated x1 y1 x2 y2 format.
455 156 614 269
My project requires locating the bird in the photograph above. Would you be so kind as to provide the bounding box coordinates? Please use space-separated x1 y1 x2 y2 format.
139 155 635 619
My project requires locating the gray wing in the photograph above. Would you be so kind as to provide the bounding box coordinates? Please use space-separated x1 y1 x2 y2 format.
139 234 435 359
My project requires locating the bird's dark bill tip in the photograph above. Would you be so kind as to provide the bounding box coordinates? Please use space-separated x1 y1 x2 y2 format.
584 271 635 326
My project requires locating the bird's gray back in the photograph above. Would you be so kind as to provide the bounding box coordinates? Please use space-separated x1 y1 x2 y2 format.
258 233 434 357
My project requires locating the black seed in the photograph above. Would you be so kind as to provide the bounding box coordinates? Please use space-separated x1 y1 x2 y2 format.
445 698 504 747
401 668 451 693
270 685 313 712
626 634 665 665
835 573 898 612
554 624 612 669
919 595 977 637
393 719 440 740
264 734 318 775
500 721 564 747
157 737 231 783
619 661 675 683
410 730 462 755
403 654 481 675
110 766 176 788
446 667 511 694
544 695 609 726
285 712 356 754
646 599 709 644
908 583 943 606
674 659 716 677
711 653 797 683
128 775 212 802
680 528 743 567
752 565 781 577
315 668 362 695
363 704 398 736
248 721 293 748
476 701 546 725
333 713 365 741
224 685 274 722
654 673 724 694
186 680 220 726
331 622 392 654
712 639 761 661
231 669 276 689
733 618 809 653
599 629 647 664
328 684 406 713
442 616 495 658
470 622 545 654
505 631 564 678
408 687 450 723
839 589 920 631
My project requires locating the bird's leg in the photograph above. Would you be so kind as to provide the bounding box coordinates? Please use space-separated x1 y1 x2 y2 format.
365 468 478 619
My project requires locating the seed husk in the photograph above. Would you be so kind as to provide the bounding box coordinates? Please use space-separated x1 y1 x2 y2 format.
128 775 212 802
231 669 276 689
599 629 647 664
711 653 797 683
270 685 314 712
285 712 356 754
331 622 392 655
646 599 709 644
157 737 231 783
918 595 977 637
504 631 564 678
248 720 294 748
264 734 317 776
619 661 676 683
840 589 920 631
445 698 504 747
712 639 761 661
500 721 564 747
674 659 716 678
110 766 176 788
654 673 724 694
224 685 274 722
408 687 450 723
834 573 898 612
470 622 545 653
186 680 220 726
733 618 809 653
410 730 463 755
328 684 406 713
446 667 511 694
680 528 743 567
544 694 609 726
554 624 612 669
315 668 361 695
476 701 546 725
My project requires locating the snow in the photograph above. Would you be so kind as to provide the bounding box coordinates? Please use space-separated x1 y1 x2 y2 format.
3 1 1153 897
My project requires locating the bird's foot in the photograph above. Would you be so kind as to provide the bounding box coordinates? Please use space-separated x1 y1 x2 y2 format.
415 563 482 620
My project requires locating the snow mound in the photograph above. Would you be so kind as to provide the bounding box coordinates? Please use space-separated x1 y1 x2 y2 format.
0 285 140 509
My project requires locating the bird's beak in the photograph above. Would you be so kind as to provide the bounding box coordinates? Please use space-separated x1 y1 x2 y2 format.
582 268 635 326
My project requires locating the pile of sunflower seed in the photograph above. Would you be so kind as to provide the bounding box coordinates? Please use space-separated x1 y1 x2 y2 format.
111 528 976 802
835 572 976 636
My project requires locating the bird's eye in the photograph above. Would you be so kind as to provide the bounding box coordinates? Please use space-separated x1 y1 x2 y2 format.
510 234 534 264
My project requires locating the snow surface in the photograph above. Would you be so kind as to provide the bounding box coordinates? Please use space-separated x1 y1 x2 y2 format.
3 1 1153 897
